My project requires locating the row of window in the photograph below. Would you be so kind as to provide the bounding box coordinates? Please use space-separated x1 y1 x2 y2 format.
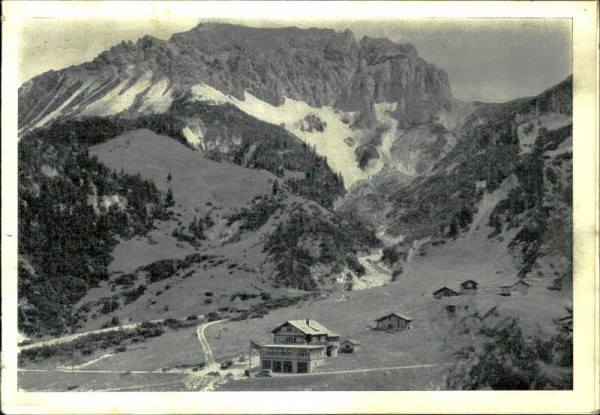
261 348 310 357
262 360 308 373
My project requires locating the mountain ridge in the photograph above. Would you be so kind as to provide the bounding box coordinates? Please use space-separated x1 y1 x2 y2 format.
18 23 453 133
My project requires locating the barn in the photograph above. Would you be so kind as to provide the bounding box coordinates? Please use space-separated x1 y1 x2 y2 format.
460 279 479 295
374 313 412 331
433 286 460 299
340 339 361 353
501 280 530 296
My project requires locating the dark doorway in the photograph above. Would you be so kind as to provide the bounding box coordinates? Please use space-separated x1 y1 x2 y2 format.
297 361 308 373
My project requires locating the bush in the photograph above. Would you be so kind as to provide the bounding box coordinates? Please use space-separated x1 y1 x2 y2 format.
142 259 177 283
446 308 573 390
121 284 147 304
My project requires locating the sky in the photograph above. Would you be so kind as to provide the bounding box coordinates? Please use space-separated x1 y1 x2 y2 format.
18 17 572 103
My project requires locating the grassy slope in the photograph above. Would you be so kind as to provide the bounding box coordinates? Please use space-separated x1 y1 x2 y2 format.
75 129 295 331
20 190 570 390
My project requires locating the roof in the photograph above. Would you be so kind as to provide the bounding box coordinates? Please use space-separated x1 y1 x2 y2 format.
271 320 337 336
375 312 413 322
460 279 478 287
341 339 361 345
501 280 531 288
433 286 459 295
259 344 327 349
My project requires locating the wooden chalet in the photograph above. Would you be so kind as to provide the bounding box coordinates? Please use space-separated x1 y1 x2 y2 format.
255 319 339 374
500 280 530 296
374 313 412 332
460 279 479 295
433 286 460 299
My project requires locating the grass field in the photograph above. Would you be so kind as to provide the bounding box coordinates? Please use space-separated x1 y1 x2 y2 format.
20 132 571 391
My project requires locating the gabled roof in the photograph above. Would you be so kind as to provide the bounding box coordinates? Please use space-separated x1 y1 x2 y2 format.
511 280 530 287
341 339 361 345
375 312 413 322
433 286 459 295
271 320 336 336
460 279 478 288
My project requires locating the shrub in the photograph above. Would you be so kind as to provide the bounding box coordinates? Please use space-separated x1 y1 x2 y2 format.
121 284 147 304
142 259 177 283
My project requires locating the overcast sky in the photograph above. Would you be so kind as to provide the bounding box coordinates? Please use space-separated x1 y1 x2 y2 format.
18 17 571 103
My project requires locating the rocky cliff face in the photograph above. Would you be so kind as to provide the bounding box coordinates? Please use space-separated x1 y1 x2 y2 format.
18 23 454 133
336 37 454 129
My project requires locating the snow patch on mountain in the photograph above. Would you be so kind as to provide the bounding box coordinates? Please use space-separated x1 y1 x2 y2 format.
80 72 154 117
30 79 96 130
182 126 202 149
138 78 174 114
190 84 371 188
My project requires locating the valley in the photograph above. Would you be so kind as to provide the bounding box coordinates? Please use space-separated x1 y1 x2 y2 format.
16 22 573 392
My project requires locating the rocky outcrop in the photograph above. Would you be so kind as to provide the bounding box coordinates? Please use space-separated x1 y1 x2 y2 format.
336 37 455 128
19 23 455 133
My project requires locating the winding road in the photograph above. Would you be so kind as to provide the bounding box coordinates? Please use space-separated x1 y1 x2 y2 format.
195 319 226 366
18 314 205 351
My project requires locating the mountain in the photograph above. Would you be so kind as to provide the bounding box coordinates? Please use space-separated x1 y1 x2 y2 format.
340 75 573 285
19 23 452 131
18 23 458 188
17 22 572 391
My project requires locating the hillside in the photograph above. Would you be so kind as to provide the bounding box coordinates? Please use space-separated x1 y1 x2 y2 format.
339 75 573 285
16 23 573 392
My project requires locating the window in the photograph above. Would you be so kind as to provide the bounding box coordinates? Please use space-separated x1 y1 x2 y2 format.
283 361 293 373
298 349 308 356
262 360 272 370
297 361 308 373
272 361 282 373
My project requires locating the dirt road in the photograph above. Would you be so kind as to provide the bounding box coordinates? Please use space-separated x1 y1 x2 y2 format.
19 315 204 351
196 319 226 366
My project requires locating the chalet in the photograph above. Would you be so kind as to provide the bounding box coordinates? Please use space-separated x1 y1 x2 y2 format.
271 319 340 357
460 279 479 295
340 339 360 353
433 286 460 300
500 280 530 296
255 319 339 374
374 313 412 332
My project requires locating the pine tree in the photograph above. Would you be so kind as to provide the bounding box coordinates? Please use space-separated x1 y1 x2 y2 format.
272 179 280 196
165 188 175 207
167 172 172 182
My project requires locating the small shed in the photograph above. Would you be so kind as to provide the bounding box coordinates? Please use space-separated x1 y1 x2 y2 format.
500 280 530 296
460 279 479 295
433 287 460 300
375 313 413 332
340 339 361 353
510 280 530 295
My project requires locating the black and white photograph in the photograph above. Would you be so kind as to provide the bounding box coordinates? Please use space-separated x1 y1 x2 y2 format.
2 1 598 413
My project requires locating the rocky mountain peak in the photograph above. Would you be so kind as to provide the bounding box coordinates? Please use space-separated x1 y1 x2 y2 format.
18 23 454 132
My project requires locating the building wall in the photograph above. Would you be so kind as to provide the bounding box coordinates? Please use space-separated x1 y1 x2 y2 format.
375 316 411 331
259 346 326 373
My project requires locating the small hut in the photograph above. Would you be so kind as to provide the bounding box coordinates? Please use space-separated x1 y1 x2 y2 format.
340 339 361 353
374 313 413 332
460 279 479 295
500 280 530 296
433 287 460 300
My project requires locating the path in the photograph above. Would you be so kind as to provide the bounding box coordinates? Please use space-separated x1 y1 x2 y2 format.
19 314 204 351
307 362 451 376
196 319 226 366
